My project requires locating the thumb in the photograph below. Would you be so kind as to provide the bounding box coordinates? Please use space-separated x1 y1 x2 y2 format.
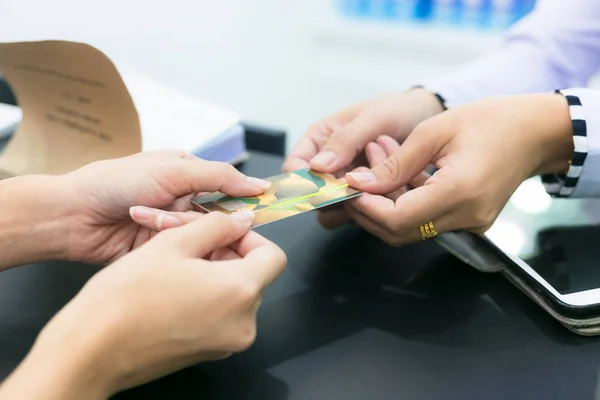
152 211 255 258
310 113 388 173
345 127 442 194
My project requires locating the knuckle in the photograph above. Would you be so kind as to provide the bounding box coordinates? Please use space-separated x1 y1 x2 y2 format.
154 225 182 246
327 131 362 155
213 352 233 361
279 253 289 273
468 205 498 229
378 155 400 179
281 159 294 173
382 234 403 247
230 279 261 308
311 121 335 140
455 179 481 203
452 179 498 229
382 218 401 235
470 224 493 235
157 149 189 159
172 149 190 159
231 321 258 352
317 209 348 230
197 214 241 242
215 162 239 178
206 211 233 227
412 119 436 137
382 236 397 247
269 246 288 271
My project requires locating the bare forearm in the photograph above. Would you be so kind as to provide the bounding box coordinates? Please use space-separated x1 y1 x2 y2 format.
0 175 70 270
0 341 109 400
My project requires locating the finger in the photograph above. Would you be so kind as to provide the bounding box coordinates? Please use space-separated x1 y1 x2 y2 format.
344 200 401 244
365 142 388 167
310 112 386 173
282 135 318 172
316 207 351 229
166 193 196 212
313 164 366 229
376 135 404 196
131 226 153 250
210 246 242 261
282 157 311 172
347 194 470 245
153 211 255 258
226 230 273 257
349 154 402 200
226 231 287 288
348 179 459 240
163 157 271 198
282 120 341 172
376 135 401 154
130 207 204 231
374 135 431 194
346 123 446 194
350 166 371 174
284 101 370 173
408 171 431 189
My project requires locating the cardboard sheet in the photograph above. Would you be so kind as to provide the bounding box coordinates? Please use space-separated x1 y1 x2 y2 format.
0 40 141 177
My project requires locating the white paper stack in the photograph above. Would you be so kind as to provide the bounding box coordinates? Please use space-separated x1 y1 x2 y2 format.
119 67 247 164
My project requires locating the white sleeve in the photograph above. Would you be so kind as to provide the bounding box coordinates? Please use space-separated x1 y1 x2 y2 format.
422 0 600 108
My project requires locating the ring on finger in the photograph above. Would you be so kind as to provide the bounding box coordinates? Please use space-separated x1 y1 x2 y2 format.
419 221 438 241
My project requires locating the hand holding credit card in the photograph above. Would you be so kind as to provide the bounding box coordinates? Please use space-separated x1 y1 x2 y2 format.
192 169 362 227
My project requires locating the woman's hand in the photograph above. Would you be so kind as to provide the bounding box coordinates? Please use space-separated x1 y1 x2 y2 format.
282 88 444 228
344 93 574 245
58 150 271 265
0 211 287 400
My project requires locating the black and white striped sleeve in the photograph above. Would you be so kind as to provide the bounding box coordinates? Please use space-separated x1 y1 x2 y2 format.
542 88 600 198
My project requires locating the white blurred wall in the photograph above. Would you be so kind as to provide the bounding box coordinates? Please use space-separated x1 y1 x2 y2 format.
1 0 593 151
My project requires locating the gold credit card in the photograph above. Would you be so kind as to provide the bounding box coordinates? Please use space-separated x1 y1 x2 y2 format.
192 168 363 227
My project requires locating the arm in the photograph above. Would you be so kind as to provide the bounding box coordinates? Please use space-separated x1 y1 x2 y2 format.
423 0 600 107
0 212 286 399
0 175 71 271
0 152 269 270
424 0 600 198
344 92 576 245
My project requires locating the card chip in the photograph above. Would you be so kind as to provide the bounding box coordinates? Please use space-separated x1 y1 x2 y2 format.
217 200 248 212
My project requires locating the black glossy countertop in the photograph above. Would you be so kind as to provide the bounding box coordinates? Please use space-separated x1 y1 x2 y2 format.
0 150 598 400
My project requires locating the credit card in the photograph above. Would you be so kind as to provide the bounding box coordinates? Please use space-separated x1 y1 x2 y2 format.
192 168 363 227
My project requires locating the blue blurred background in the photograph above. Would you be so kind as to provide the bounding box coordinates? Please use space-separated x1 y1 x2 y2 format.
339 0 536 30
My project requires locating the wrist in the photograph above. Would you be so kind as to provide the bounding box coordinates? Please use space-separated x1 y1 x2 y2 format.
406 87 447 117
403 87 447 133
0 296 125 400
0 175 73 270
530 93 574 176
0 333 110 400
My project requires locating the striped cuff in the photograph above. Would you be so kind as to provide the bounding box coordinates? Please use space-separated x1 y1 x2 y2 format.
541 89 588 197
409 85 448 110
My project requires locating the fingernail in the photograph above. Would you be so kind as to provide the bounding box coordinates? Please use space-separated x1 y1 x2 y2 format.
247 177 271 189
160 215 183 229
311 151 337 168
130 206 153 221
232 210 255 224
347 172 376 184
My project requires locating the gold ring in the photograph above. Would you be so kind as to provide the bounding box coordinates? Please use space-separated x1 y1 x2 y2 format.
419 221 438 241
